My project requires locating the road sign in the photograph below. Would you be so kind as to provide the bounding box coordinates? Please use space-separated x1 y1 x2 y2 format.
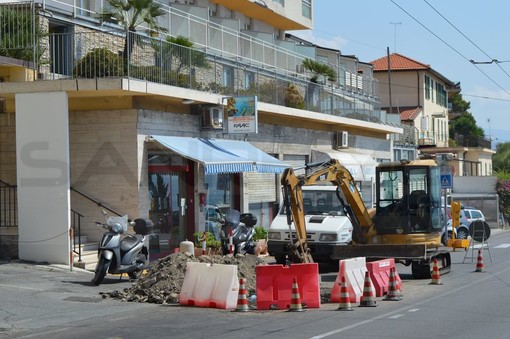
440 165 453 188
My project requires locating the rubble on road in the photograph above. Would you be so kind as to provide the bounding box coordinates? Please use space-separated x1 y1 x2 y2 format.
101 252 266 304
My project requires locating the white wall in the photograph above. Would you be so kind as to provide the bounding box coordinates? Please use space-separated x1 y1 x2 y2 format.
16 92 70 265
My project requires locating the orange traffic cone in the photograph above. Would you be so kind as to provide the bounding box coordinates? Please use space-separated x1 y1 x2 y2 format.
359 271 377 307
287 277 305 312
336 275 354 311
235 278 249 312
429 258 442 285
475 249 485 273
384 267 402 301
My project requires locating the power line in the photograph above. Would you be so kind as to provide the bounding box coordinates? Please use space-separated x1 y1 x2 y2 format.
390 0 510 98
423 0 510 81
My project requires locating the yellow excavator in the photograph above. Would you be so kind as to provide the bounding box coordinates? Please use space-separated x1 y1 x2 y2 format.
281 158 451 279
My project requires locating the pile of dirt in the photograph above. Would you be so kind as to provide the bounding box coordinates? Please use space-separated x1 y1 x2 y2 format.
102 252 267 304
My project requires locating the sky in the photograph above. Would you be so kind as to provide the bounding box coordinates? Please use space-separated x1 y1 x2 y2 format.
294 0 510 147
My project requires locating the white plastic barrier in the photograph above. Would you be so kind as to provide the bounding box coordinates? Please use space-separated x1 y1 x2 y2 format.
330 257 367 303
179 262 239 309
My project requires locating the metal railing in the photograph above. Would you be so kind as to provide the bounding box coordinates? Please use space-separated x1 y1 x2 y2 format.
39 30 383 122
452 133 491 149
71 209 83 262
0 0 384 124
0 180 17 227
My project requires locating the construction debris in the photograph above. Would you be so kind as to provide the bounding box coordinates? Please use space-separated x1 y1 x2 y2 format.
101 252 266 304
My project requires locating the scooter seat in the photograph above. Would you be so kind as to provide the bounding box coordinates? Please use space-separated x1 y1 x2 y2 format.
121 234 143 252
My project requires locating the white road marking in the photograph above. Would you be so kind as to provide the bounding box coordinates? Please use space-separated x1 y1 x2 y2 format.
0 284 44 291
494 244 510 248
408 308 420 312
310 264 510 339
389 314 404 319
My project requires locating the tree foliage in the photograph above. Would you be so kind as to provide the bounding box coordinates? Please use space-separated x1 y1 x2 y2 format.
161 35 209 77
448 93 484 138
0 6 46 63
97 0 167 59
449 92 471 113
493 142 510 172
449 112 485 138
496 171 510 225
302 58 336 83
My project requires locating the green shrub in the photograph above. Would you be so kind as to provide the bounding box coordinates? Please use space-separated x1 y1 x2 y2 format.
253 226 268 241
193 231 221 251
284 84 305 109
73 48 123 78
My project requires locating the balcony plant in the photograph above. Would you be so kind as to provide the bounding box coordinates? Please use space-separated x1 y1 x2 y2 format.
97 0 168 62
302 58 337 111
284 84 305 109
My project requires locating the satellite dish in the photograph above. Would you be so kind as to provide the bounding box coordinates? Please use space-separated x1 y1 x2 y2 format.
469 221 491 242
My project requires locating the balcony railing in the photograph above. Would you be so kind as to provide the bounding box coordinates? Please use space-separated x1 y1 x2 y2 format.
452 133 491 149
0 1 387 124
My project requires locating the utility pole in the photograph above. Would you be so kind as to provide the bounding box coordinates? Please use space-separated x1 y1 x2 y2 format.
389 22 402 52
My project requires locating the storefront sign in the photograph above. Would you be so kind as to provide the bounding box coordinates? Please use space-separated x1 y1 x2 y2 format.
226 96 258 134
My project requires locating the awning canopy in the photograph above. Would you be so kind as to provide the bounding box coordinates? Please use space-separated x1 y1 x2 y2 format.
150 135 290 175
311 149 378 181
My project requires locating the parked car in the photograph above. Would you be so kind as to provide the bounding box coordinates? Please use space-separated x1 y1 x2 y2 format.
441 207 485 245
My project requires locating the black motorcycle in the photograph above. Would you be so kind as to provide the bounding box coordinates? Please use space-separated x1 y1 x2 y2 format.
219 209 257 255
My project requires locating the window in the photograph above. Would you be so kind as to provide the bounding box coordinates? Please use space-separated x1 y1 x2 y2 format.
424 75 431 100
244 71 255 90
302 0 312 19
222 66 234 88
273 0 284 6
435 82 447 107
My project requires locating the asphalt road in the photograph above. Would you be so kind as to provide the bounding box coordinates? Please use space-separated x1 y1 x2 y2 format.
2 228 510 338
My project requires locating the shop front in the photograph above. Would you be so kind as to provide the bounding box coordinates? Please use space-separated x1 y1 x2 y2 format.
147 135 289 252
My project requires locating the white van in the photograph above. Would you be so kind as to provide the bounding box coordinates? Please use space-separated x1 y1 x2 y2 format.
267 185 353 263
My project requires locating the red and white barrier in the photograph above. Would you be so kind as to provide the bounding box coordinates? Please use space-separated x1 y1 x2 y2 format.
179 262 239 309
330 257 367 303
256 263 320 310
366 258 401 296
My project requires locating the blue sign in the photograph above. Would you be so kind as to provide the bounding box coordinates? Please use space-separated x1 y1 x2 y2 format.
440 174 452 188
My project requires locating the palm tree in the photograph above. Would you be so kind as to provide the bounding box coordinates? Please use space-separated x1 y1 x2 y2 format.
302 58 337 83
97 0 168 61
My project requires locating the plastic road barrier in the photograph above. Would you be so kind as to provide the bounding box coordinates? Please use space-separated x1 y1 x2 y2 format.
179 262 239 309
256 263 320 310
331 257 366 303
366 258 402 297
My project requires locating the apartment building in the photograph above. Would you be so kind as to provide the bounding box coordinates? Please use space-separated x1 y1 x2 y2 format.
371 53 494 176
0 0 401 263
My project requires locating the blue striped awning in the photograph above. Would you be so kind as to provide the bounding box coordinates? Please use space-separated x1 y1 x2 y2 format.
150 135 290 175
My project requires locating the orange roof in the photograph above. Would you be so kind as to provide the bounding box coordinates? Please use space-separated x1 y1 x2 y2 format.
399 107 422 121
371 53 430 71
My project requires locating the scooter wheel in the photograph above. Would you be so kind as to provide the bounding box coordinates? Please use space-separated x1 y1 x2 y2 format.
92 257 110 286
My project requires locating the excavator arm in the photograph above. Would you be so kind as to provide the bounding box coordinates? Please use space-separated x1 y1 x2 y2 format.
280 159 376 263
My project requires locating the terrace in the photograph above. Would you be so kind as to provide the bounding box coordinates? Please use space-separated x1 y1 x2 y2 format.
0 0 387 124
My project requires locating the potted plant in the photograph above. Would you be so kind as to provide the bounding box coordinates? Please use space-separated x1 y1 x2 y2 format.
252 226 269 255
193 231 221 256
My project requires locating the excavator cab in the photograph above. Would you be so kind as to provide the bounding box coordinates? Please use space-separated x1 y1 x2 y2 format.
374 160 442 237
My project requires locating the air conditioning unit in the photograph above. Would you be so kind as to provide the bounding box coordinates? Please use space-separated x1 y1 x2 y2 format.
334 131 349 149
200 106 223 130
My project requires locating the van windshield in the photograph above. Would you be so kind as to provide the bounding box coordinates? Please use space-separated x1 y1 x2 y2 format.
280 189 346 216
